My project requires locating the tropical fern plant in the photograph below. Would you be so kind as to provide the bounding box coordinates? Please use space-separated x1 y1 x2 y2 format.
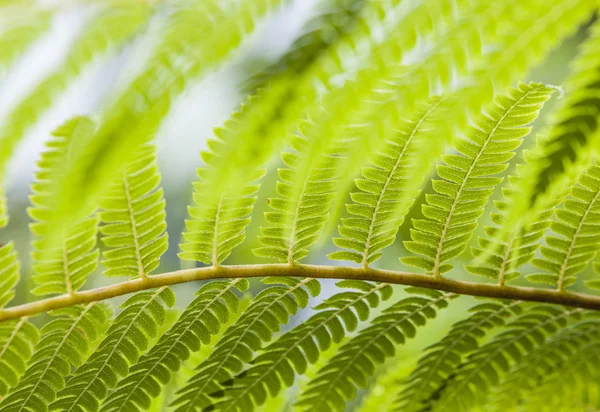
1 0 600 411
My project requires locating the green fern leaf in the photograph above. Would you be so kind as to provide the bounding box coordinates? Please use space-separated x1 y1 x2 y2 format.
179 83 292 266
0 318 39 397
28 117 100 296
528 163 600 290
207 281 392 411
253 0 470 264
0 241 20 307
466 162 555 285
100 144 168 278
488 319 600 411
295 288 455 412
169 277 320 411
0 6 149 179
394 300 523 412
98 279 247 412
470 0 599 248
0 303 110 411
50 0 286 254
402 83 554 275
49 287 175 412
329 98 443 266
433 305 585 411
518 332 600 411
528 18 600 210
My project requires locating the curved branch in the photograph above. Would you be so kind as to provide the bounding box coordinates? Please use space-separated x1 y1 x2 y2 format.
1 264 600 321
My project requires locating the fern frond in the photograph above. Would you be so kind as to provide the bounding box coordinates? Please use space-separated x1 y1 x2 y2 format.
0 241 19 307
0 318 39 397
519 334 600 411
402 83 554 276
29 117 100 296
100 144 168 278
527 163 600 290
527 17 600 211
254 0 468 264
51 0 286 252
433 305 585 411
462 0 599 249
466 163 555 285
207 281 392 411
178 81 293 266
329 97 442 266
0 6 149 179
50 287 175 412
488 319 600 411
0 303 110 411
394 300 523 412
170 277 320 412
98 279 247 412
295 288 454 412
0 185 6 228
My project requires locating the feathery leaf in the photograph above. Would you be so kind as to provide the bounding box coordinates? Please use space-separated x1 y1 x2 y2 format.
467 162 555 285
179 83 291 266
170 277 320 412
329 98 443 266
50 0 287 254
529 163 600 290
208 281 392 411
100 144 168 278
0 318 39 397
434 305 586 411
488 318 600 411
28 117 99 296
402 83 554 275
394 300 523 412
528 18 600 211
99 279 247 412
0 6 149 179
50 287 175 412
0 303 110 412
295 288 454 412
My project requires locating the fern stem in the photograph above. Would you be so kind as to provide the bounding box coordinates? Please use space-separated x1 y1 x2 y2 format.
2 265 600 321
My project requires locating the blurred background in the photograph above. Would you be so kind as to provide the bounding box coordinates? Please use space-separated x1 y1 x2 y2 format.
0 1 593 408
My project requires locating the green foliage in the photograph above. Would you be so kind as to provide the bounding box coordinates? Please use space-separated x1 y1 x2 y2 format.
394 300 524 412
530 163 600 289
0 242 19 307
2 2 600 412
295 288 454 411
329 98 443 266
99 279 247 411
402 83 554 275
0 6 149 179
29 118 100 296
433 305 585 411
0 318 39 397
466 163 554 285
50 0 288 253
100 144 168 278
50 288 175 411
170 277 320 412
529 18 600 209
208 281 392 411
0 303 110 411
